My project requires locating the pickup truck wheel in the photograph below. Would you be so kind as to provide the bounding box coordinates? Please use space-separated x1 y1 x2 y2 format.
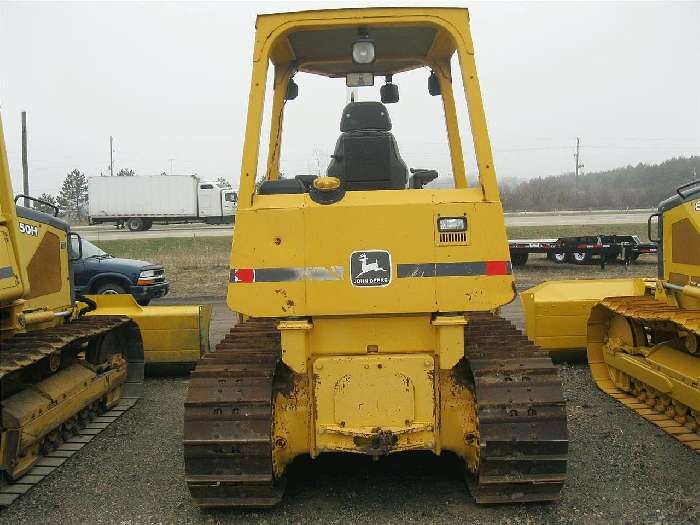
572 251 591 264
126 217 144 232
136 298 151 306
95 282 126 295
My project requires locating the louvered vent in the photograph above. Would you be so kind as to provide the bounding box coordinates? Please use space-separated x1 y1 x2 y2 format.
438 231 468 245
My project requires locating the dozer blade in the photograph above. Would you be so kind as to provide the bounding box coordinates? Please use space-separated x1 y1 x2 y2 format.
85 294 212 372
521 278 649 356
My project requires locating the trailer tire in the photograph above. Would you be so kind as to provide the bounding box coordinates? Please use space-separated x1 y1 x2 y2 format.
126 217 145 232
142 219 153 231
552 251 567 264
511 252 528 267
572 251 591 264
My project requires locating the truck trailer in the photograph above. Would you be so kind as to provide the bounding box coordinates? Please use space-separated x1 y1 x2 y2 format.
508 234 657 266
88 175 237 231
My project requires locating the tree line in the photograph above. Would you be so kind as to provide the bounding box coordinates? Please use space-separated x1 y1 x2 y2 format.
500 156 700 211
30 155 700 217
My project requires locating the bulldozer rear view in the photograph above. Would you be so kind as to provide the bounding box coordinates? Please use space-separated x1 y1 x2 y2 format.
184 7 568 507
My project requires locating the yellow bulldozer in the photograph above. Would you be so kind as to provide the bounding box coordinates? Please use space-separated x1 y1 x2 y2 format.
184 7 568 507
0 116 144 492
0 114 210 504
523 182 700 452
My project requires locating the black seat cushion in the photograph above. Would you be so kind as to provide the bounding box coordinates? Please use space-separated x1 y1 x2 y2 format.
340 101 392 132
258 178 305 195
328 102 407 190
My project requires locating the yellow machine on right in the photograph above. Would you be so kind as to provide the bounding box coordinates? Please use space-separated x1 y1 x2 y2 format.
526 181 700 451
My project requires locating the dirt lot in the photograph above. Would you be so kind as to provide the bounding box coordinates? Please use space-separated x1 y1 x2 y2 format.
2 248 697 524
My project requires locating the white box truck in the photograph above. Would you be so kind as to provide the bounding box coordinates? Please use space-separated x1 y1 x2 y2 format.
88 175 237 231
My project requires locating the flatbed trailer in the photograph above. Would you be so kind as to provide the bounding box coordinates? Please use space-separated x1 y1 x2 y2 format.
509 234 657 266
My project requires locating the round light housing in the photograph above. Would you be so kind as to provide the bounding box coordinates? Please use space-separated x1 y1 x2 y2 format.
352 40 375 64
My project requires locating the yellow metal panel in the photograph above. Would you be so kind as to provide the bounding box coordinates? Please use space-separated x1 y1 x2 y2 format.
0 114 28 303
309 315 434 355
439 369 478 470
313 354 435 453
16 217 72 316
279 319 312 373
433 315 467 369
273 374 311 475
663 198 700 287
230 192 515 317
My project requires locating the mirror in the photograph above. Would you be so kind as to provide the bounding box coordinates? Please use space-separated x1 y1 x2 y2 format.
285 78 298 100
647 213 661 243
428 71 441 96
380 76 399 104
69 232 83 262
346 72 374 87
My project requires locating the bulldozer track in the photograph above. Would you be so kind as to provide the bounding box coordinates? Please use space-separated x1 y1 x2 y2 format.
589 296 700 453
185 314 568 507
464 313 568 503
0 316 144 507
184 318 284 508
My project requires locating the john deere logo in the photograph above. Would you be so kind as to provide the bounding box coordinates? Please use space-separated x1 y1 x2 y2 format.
350 250 391 287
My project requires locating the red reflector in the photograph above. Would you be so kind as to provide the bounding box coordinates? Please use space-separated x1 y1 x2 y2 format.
486 261 510 276
234 268 255 283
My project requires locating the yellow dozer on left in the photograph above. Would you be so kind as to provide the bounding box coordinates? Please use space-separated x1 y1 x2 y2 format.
0 114 210 505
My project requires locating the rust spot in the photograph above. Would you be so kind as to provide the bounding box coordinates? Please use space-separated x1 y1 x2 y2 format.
353 429 398 455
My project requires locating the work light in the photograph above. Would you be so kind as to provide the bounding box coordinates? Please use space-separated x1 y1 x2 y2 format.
438 217 467 232
352 39 375 64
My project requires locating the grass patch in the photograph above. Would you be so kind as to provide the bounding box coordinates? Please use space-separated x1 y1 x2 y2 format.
507 223 649 241
95 237 231 297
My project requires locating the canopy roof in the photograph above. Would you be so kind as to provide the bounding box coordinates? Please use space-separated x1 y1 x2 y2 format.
258 8 467 77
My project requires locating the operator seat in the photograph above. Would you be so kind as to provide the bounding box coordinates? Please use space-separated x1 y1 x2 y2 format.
327 102 407 190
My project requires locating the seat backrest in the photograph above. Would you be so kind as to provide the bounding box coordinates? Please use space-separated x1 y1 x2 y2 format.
327 102 407 190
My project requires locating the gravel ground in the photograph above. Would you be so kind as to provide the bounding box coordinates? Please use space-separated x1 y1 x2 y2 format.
2 296 699 524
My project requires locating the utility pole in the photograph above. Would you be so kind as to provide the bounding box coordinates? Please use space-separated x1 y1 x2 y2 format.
574 137 584 177
169 158 174 175
109 136 114 176
21 112 29 206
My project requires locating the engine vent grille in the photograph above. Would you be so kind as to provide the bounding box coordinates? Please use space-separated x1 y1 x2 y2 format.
438 231 468 245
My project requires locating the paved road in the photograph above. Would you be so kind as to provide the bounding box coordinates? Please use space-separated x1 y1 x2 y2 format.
75 210 651 241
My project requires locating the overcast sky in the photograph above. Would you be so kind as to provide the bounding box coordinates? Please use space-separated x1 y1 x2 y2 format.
1 1 698 195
